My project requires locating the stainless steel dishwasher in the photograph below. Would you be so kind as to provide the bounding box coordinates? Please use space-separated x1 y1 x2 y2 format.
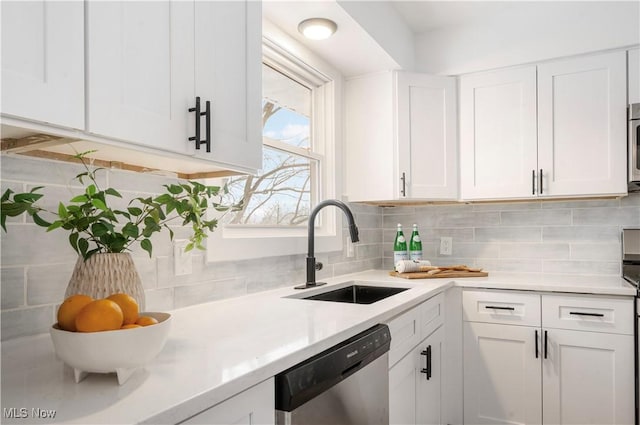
275 324 391 425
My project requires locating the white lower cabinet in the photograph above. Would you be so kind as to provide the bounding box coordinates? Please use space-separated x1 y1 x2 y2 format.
463 290 635 425
463 322 542 425
387 293 445 425
179 378 274 425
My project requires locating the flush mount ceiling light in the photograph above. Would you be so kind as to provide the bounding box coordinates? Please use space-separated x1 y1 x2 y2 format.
298 18 338 40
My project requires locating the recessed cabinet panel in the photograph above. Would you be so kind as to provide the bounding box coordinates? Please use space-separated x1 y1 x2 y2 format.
542 329 634 425
1 1 84 129
460 66 538 200
87 1 194 154
463 321 542 425
537 51 627 196
397 73 457 199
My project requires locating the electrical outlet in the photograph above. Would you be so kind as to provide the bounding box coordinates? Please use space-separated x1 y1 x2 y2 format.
173 239 192 276
440 237 453 256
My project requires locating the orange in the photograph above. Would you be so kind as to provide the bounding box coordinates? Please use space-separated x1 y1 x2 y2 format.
135 316 159 326
75 299 124 332
120 324 142 330
107 293 139 325
57 294 94 332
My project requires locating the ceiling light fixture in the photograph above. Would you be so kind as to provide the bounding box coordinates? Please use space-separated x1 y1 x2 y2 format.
298 18 338 40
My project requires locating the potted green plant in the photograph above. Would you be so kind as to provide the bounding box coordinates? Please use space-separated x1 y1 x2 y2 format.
1 152 240 308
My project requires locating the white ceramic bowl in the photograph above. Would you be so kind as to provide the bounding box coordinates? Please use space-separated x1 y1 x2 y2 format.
50 312 171 384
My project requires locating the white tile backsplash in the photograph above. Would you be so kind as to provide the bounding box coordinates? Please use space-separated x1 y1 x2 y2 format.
2 155 638 340
1 156 382 340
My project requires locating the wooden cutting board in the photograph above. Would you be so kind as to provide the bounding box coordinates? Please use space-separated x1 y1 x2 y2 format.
389 270 488 279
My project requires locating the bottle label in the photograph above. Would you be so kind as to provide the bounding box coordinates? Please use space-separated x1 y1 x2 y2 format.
394 251 409 263
410 251 422 261
397 235 406 243
412 235 421 243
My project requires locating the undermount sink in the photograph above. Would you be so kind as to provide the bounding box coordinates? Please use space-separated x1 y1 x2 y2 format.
301 284 409 304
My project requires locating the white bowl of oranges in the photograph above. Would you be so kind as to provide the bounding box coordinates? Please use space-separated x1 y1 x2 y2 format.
50 293 171 385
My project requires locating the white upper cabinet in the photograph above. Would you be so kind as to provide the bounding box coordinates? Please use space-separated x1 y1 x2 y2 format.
537 51 627 197
1 1 84 129
193 1 262 172
87 0 261 173
460 51 627 200
87 1 194 155
460 66 538 200
345 71 457 202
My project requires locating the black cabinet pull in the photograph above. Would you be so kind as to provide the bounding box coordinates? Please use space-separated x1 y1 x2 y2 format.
485 305 515 311
544 330 548 359
420 345 432 380
188 97 211 153
535 329 539 359
400 172 406 197
532 170 536 195
569 311 604 317
539 169 543 194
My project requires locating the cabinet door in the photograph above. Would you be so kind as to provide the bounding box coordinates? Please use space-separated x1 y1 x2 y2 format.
396 72 457 200
417 326 444 425
86 1 194 154
193 0 262 173
180 378 274 425
389 346 419 425
1 1 84 129
460 66 538 200
542 329 634 425
463 322 542 425
537 51 627 197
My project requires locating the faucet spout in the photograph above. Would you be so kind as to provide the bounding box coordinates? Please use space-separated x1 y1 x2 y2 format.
295 199 359 289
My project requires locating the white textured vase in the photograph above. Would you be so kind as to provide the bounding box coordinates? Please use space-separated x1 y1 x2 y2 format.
65 253 145 311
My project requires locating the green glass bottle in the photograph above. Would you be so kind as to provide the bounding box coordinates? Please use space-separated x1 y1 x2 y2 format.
393 223 409 263
409 223 423 261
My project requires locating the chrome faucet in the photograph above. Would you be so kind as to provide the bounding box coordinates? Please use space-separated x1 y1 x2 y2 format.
295 199 360 289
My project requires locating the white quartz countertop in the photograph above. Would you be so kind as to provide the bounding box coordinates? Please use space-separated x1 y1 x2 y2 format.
1 270 635 424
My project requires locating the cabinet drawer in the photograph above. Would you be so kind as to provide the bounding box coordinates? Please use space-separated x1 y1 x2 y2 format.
386 292 445 368
542 294 634 335
463 290 541 326
420 292 444 339
386 304 421 368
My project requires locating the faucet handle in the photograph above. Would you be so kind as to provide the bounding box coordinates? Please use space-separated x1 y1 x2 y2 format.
315 262 323 271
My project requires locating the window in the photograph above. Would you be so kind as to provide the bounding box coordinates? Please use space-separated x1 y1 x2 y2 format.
222 63 320 226
206 35 342 261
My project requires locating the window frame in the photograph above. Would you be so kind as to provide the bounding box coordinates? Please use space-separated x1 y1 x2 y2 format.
206 32 344 262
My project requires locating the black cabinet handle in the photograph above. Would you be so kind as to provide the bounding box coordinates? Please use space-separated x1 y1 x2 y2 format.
189 96 202 146
535 329 539 359
532 170 536 195
569 311 604 317
544 330 548 359
485 306 515 311
400 172 406 197
420 345 432 380
188 97 211 153
539 169 543 194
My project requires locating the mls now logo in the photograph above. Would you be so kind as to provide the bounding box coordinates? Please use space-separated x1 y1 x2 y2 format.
3 407 56 419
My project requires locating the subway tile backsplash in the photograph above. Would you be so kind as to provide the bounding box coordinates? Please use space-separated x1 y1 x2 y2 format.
0 156 383 340
2 155 639 340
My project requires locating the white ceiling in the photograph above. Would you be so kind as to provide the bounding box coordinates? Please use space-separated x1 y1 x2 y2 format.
391 1 525 33
263 1 399 77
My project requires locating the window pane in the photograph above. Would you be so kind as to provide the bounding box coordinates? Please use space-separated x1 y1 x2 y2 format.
224 147 316 226
262 64 311 149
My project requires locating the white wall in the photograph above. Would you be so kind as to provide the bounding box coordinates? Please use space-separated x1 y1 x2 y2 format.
415 1 640 75
337 0 415 71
